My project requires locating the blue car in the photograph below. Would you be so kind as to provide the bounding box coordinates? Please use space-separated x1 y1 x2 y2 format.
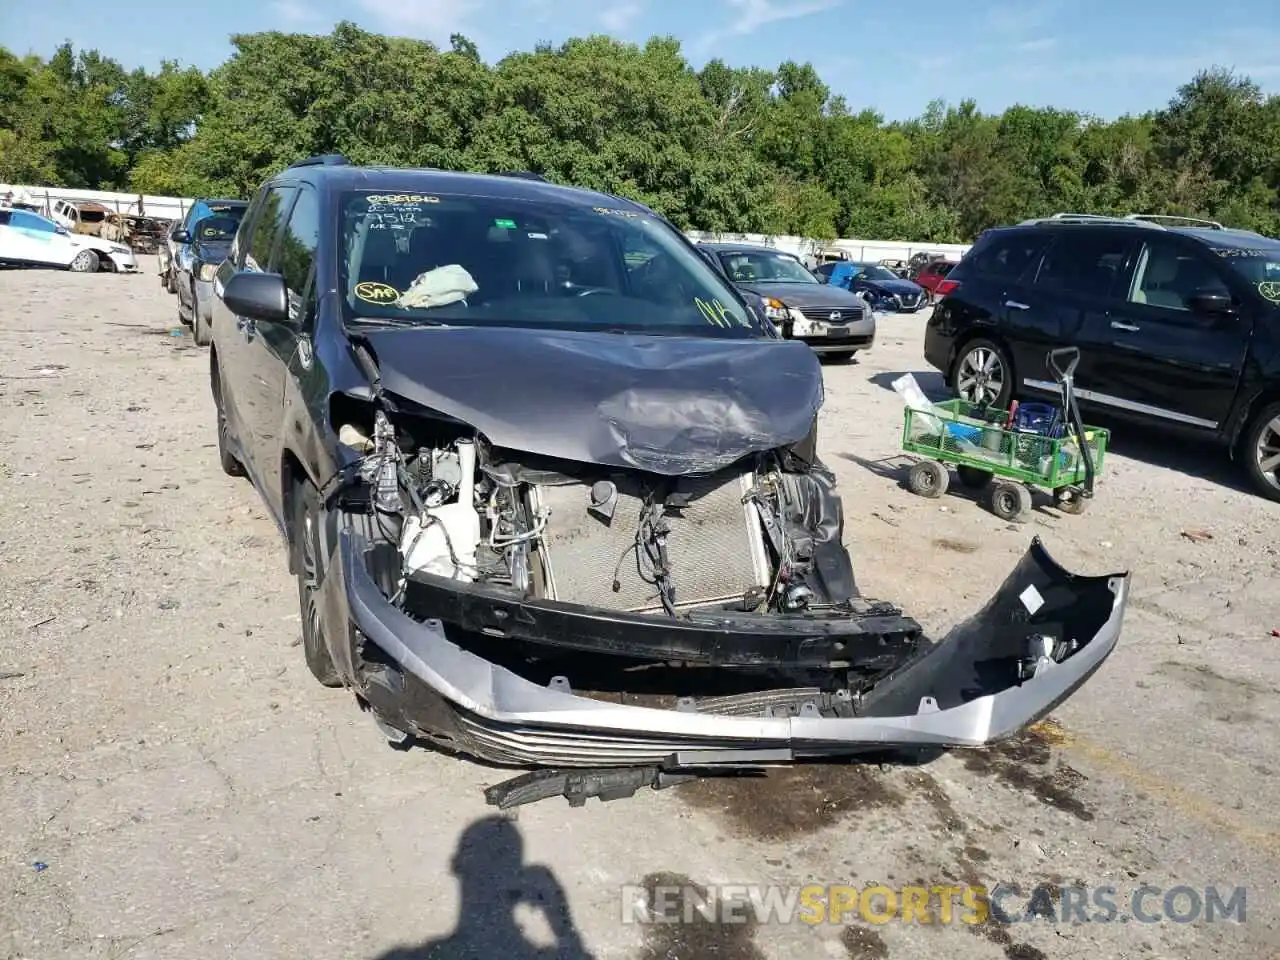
818 261 929 312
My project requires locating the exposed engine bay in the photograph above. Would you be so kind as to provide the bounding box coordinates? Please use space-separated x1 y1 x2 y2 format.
337 401 921 680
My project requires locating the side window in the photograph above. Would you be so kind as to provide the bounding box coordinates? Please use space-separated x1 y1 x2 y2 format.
230 188 266 267
1033 231 1134 297
244 186 298 273
275 186 320 325
1128 239 1231 313
815 263 835 280
966 234 1049 282
13 212 56 233
0 210 11 226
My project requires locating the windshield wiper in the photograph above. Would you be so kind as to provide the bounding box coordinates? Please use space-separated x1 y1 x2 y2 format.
350 315 450 328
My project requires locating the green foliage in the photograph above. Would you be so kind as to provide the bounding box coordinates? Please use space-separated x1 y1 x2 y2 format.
3 28 1278 240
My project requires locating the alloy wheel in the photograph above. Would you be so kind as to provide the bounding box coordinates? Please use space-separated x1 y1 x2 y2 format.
301 513 325 647
1256 415 1280 492
957 346 1006 406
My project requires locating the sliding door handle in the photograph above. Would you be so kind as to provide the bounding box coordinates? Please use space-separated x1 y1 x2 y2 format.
1110 320 1140 332
1004 300 1030 311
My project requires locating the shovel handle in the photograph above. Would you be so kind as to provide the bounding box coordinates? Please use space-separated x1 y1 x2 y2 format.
1047 346 1080 382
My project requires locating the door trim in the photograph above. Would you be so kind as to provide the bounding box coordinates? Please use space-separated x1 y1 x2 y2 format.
1022 377 1218 429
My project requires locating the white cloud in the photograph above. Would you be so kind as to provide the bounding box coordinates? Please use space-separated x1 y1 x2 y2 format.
356 0 480 45
692 0 843 54
599 0 644 33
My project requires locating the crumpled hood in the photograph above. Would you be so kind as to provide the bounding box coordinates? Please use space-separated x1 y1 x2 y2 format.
734 281 866 309
357 325 824 475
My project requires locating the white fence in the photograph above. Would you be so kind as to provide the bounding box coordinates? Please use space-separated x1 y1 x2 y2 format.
2 183 974 259
1 184 194 221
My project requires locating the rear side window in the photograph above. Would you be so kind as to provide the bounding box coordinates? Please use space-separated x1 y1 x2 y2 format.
1033 231 1135 297
963 232 1049 281
244 186 298 272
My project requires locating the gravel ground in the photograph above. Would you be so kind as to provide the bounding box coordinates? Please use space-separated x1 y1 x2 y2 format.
2 262 1279 960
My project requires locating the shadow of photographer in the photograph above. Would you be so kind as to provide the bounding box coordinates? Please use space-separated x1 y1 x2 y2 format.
373 815 596 960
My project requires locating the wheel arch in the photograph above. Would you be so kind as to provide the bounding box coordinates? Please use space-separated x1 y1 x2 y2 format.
949 327 1019 396
1227 385 1280 457
280 449 311 576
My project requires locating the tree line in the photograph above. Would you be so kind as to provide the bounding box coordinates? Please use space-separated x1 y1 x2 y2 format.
2 23 1279 241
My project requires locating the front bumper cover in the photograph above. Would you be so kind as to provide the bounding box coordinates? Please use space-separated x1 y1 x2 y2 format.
327 529 1129 769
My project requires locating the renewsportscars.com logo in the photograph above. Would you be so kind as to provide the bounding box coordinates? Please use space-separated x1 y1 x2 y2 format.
620 882 1247 927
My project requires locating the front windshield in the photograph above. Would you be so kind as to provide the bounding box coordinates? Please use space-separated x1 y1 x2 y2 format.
1212 244 1280 307
194 215 239 242
339 190 763 337
719 250 818 284
857 265 899 282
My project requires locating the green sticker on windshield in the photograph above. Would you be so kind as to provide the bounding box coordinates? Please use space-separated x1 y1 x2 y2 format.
494 218 517 229
1260 281 1280 303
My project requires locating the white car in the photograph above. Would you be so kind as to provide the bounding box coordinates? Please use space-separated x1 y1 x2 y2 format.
0 207 138 272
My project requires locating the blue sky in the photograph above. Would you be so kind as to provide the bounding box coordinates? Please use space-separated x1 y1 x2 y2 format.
3 0 1279 121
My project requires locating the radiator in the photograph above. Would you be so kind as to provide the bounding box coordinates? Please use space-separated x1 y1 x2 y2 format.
530 472 772 614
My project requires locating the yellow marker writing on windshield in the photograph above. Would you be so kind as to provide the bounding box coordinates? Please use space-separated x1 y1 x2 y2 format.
695 297 733 328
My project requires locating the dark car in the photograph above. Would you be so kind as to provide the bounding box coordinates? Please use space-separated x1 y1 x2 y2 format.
700 242 875 361
817 261 928 312
168 198 248 297
175 214 240 344
206 157 1129 802
923 212 1280 502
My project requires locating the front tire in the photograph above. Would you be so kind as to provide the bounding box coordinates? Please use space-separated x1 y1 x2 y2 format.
1241 400 1280 503
294 482 343 687
952 337 1013 409
908 460 949 498
990 481 1031 521
192 286 210 346
69 250 98 273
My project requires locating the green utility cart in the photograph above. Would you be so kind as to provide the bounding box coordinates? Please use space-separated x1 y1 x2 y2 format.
900 347 1108 521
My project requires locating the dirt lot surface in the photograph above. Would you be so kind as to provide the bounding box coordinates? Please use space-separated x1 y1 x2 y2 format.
2 262 1279 960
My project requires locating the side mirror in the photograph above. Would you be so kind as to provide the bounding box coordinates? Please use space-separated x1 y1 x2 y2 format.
222 271 291 324
172 229 192 244
1188 290 1234 315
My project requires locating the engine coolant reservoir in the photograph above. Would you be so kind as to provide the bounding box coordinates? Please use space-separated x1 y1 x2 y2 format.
401 438 481 581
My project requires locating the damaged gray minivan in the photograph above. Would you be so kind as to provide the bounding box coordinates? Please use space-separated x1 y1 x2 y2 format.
208 156 1130 808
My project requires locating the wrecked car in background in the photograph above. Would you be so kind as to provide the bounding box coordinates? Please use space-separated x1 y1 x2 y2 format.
209 156 1131 808
163 197 248 294
0 207 137 273
174 214 240 345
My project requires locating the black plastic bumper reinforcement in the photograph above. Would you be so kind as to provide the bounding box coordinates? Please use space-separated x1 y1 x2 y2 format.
400 571 924 670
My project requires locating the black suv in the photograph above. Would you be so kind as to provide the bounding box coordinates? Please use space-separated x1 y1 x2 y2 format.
202 157 1129 786
924 213 1280 501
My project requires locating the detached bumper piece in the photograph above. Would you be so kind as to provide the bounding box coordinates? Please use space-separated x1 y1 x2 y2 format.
333 530 1128 805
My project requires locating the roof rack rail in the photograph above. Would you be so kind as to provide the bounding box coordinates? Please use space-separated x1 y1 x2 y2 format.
288 154 350 169
1018 212 1166 230
1124 213 1224 230
495 171 547 182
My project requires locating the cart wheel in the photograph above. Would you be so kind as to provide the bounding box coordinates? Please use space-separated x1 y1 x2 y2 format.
990 481 1031 521
1053 487 1089 515
907 460 949 498
956 466 994 490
